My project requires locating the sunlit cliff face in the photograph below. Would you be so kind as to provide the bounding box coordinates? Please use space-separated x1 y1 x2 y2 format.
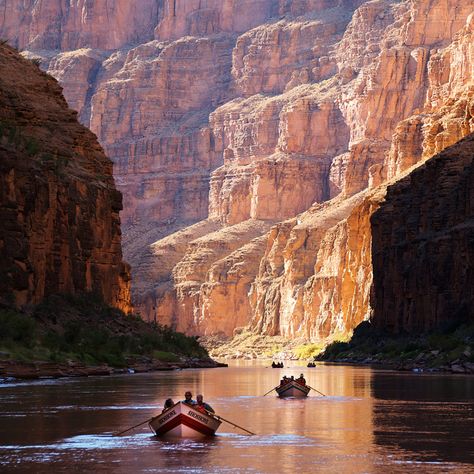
3 0 473 339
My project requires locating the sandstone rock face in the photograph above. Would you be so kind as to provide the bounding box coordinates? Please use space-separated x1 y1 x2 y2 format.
372 134 474 333
0 0 160 50
0 44 131 312
4 1 474 339
155 0 277 41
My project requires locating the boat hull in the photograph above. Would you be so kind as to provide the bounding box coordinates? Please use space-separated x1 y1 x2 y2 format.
149 402 221 438
276 381 310 398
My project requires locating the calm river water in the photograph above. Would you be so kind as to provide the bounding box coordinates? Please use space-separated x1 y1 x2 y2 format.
0 361 473 473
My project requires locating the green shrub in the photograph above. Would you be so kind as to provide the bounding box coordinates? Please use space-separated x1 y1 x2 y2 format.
0 310 36 344
293 343 324 359
323 341 350 358
427 334 459 351
2 294 210 367
25 137 40 156
152 351 180 362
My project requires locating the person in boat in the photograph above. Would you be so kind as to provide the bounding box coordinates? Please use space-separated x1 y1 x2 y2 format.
296 374 306 385
162 398 175 413
182 391 196 405
195 394 215 414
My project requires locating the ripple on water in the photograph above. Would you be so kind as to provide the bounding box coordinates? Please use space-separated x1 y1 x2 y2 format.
218 432 321 448
0 433 154 452
55 404 159 411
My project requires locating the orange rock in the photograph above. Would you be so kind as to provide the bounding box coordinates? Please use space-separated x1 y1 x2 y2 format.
0 44 131 312
3 0 474 340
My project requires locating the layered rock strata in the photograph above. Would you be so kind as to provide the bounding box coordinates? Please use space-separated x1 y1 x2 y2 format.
3 1 474 340
0 44 131 312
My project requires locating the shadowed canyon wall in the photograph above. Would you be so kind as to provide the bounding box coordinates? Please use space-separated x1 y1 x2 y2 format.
0 43 131 312
3 1 473 339
372 134 474 333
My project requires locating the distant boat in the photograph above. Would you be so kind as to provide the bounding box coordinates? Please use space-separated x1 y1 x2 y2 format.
149 402 222 438
276 380 311 398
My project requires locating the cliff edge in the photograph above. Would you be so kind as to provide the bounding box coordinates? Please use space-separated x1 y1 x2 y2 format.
0 43 131 312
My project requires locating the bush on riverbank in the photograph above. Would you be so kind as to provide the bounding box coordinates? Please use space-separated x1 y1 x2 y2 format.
292 343 325 359
0 294 208 367
316 320 474 372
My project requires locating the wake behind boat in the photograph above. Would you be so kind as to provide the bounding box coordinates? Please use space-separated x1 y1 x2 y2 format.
275 379 311 398
149 401 222 438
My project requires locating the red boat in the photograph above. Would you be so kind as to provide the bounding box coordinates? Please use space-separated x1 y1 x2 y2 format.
148 402 222 438
275 380 311 398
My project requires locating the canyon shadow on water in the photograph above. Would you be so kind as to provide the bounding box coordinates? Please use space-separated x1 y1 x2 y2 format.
0 362 473 473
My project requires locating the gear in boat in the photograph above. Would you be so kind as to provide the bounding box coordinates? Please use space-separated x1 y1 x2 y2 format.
149 392 220 438
275 374 311 398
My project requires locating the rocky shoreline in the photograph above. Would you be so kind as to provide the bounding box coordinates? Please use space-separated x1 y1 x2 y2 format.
316 321 474 375
319 358 474 375
0 357 227 382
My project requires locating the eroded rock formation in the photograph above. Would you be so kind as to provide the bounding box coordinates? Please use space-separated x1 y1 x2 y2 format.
3 1 473 340
0 44 131 312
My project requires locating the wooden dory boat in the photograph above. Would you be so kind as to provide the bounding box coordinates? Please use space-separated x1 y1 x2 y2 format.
276 380 311 398
149 402 222 438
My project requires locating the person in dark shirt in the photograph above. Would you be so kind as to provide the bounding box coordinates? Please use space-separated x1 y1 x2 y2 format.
296 374 306 385
162 398 175 413
196 394 215 414
182 391 196 405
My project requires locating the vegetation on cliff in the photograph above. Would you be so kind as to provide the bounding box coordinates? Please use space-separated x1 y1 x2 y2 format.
0 294 209 369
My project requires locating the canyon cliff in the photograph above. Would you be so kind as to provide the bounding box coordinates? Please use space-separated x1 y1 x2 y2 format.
3 0 472 341
372 134 474 334
0 43 131 312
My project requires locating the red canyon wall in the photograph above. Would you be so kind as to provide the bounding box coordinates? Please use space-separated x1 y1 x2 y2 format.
0 43 131 312
3 0 473 339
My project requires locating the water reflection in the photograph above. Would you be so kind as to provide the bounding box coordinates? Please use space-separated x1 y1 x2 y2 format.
372 371 474 468
0 362 472 473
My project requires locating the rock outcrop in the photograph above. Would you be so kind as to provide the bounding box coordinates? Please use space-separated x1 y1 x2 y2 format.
3 1 473 340
372 134 474 333
0 44 131 312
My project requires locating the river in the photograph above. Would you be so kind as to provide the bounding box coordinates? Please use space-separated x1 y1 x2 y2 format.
0 362 473 473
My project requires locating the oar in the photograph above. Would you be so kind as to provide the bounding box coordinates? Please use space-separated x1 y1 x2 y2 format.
115 416 156 436
306 385 326 397
263 387 276 396
205 410 256 436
